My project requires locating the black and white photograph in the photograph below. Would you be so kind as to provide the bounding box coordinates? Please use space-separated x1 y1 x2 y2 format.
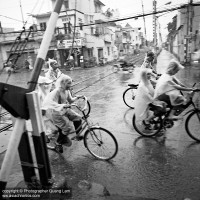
1 0 200 199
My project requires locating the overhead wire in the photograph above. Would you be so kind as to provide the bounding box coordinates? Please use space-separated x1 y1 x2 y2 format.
0 2 192 35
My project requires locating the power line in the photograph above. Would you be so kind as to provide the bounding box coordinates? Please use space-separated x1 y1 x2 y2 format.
2 3 200 35
0 15 22 23
80 3 189 27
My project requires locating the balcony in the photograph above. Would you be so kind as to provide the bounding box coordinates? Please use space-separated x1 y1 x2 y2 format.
104 34 112 43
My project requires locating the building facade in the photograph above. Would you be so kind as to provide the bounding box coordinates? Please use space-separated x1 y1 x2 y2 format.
169 2 200 64
0 0 144 70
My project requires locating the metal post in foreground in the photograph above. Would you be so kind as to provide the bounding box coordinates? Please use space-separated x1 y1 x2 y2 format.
0 0 64 192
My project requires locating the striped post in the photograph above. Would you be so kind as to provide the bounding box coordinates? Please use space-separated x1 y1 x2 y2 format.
0 0 64 191
28 0 64 92
184 38 187 63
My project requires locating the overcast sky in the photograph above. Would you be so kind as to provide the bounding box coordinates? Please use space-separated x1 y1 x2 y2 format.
0 0 193 41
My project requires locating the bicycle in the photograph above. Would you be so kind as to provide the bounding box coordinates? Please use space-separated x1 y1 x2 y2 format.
47 96 118 161
122 72 161 109
132 86 200 142
123 84 138 109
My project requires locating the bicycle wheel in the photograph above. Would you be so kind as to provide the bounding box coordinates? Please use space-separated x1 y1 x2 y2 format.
123 87 137 109
132 114 163 137
185 110 200 142
84 127 118 161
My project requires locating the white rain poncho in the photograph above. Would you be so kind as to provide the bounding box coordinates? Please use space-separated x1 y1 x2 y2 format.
37 76 52 105
37 76 57 134
154 59 186 106
42 74 81 135
134 69 154 122
45 58 62 82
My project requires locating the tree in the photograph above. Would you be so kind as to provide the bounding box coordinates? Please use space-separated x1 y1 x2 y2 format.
167 15 177 42
105 8 113 17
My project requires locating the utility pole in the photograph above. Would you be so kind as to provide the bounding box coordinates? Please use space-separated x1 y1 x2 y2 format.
141 0 147 46
185 0 193 64
153 0 157 62
19 0 25 26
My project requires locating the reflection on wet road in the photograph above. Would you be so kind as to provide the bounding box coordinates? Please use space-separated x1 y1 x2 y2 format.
1 50 200 199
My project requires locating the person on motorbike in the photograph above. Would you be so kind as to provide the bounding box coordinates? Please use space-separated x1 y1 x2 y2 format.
154 59 196 119
42 74 83 147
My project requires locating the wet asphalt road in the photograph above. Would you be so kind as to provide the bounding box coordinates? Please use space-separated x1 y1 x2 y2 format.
1 49 200 200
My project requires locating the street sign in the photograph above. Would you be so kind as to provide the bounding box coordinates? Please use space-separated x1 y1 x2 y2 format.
184 35 191 39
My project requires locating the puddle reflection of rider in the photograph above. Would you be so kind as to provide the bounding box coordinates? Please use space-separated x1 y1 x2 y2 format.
42 74 83 146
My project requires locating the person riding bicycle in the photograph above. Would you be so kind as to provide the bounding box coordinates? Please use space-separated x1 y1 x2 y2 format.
45 58 62 90
37 76 58 135
42 74 83 147
37 76 52 104
140 56 158 88
141 51 157 74
154 59 196 119
134 68 155 124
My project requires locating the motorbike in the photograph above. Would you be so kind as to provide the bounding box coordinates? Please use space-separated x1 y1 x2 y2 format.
112 59 135 73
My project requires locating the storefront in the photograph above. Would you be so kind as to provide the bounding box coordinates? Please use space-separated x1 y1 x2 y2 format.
57 39 84 68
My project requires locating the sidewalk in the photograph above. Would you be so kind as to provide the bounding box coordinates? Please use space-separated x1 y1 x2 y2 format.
157 49 200 87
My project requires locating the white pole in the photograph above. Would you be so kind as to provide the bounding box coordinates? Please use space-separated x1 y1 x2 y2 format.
19 0 25 26
0 119 25 182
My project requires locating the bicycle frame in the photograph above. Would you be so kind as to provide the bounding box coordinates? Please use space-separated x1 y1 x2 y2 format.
159 91 200 121
69 102 99 137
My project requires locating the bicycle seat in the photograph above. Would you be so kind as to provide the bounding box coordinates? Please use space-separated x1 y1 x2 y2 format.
148 102 169 115
128 84 138 88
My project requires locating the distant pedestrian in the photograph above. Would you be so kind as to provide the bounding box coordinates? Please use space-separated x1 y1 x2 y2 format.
24 59 30 69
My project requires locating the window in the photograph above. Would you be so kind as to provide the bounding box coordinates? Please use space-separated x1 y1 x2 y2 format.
40 22 46 31
79 23 83 30
88 49 93 57
63 23 68 34
91 27 94 35
64 0 69 9
68 22 72 34
107 47 110 56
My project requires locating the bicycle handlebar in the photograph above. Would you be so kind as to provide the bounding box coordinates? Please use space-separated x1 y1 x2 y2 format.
69 95 88 112
79 95 88 111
